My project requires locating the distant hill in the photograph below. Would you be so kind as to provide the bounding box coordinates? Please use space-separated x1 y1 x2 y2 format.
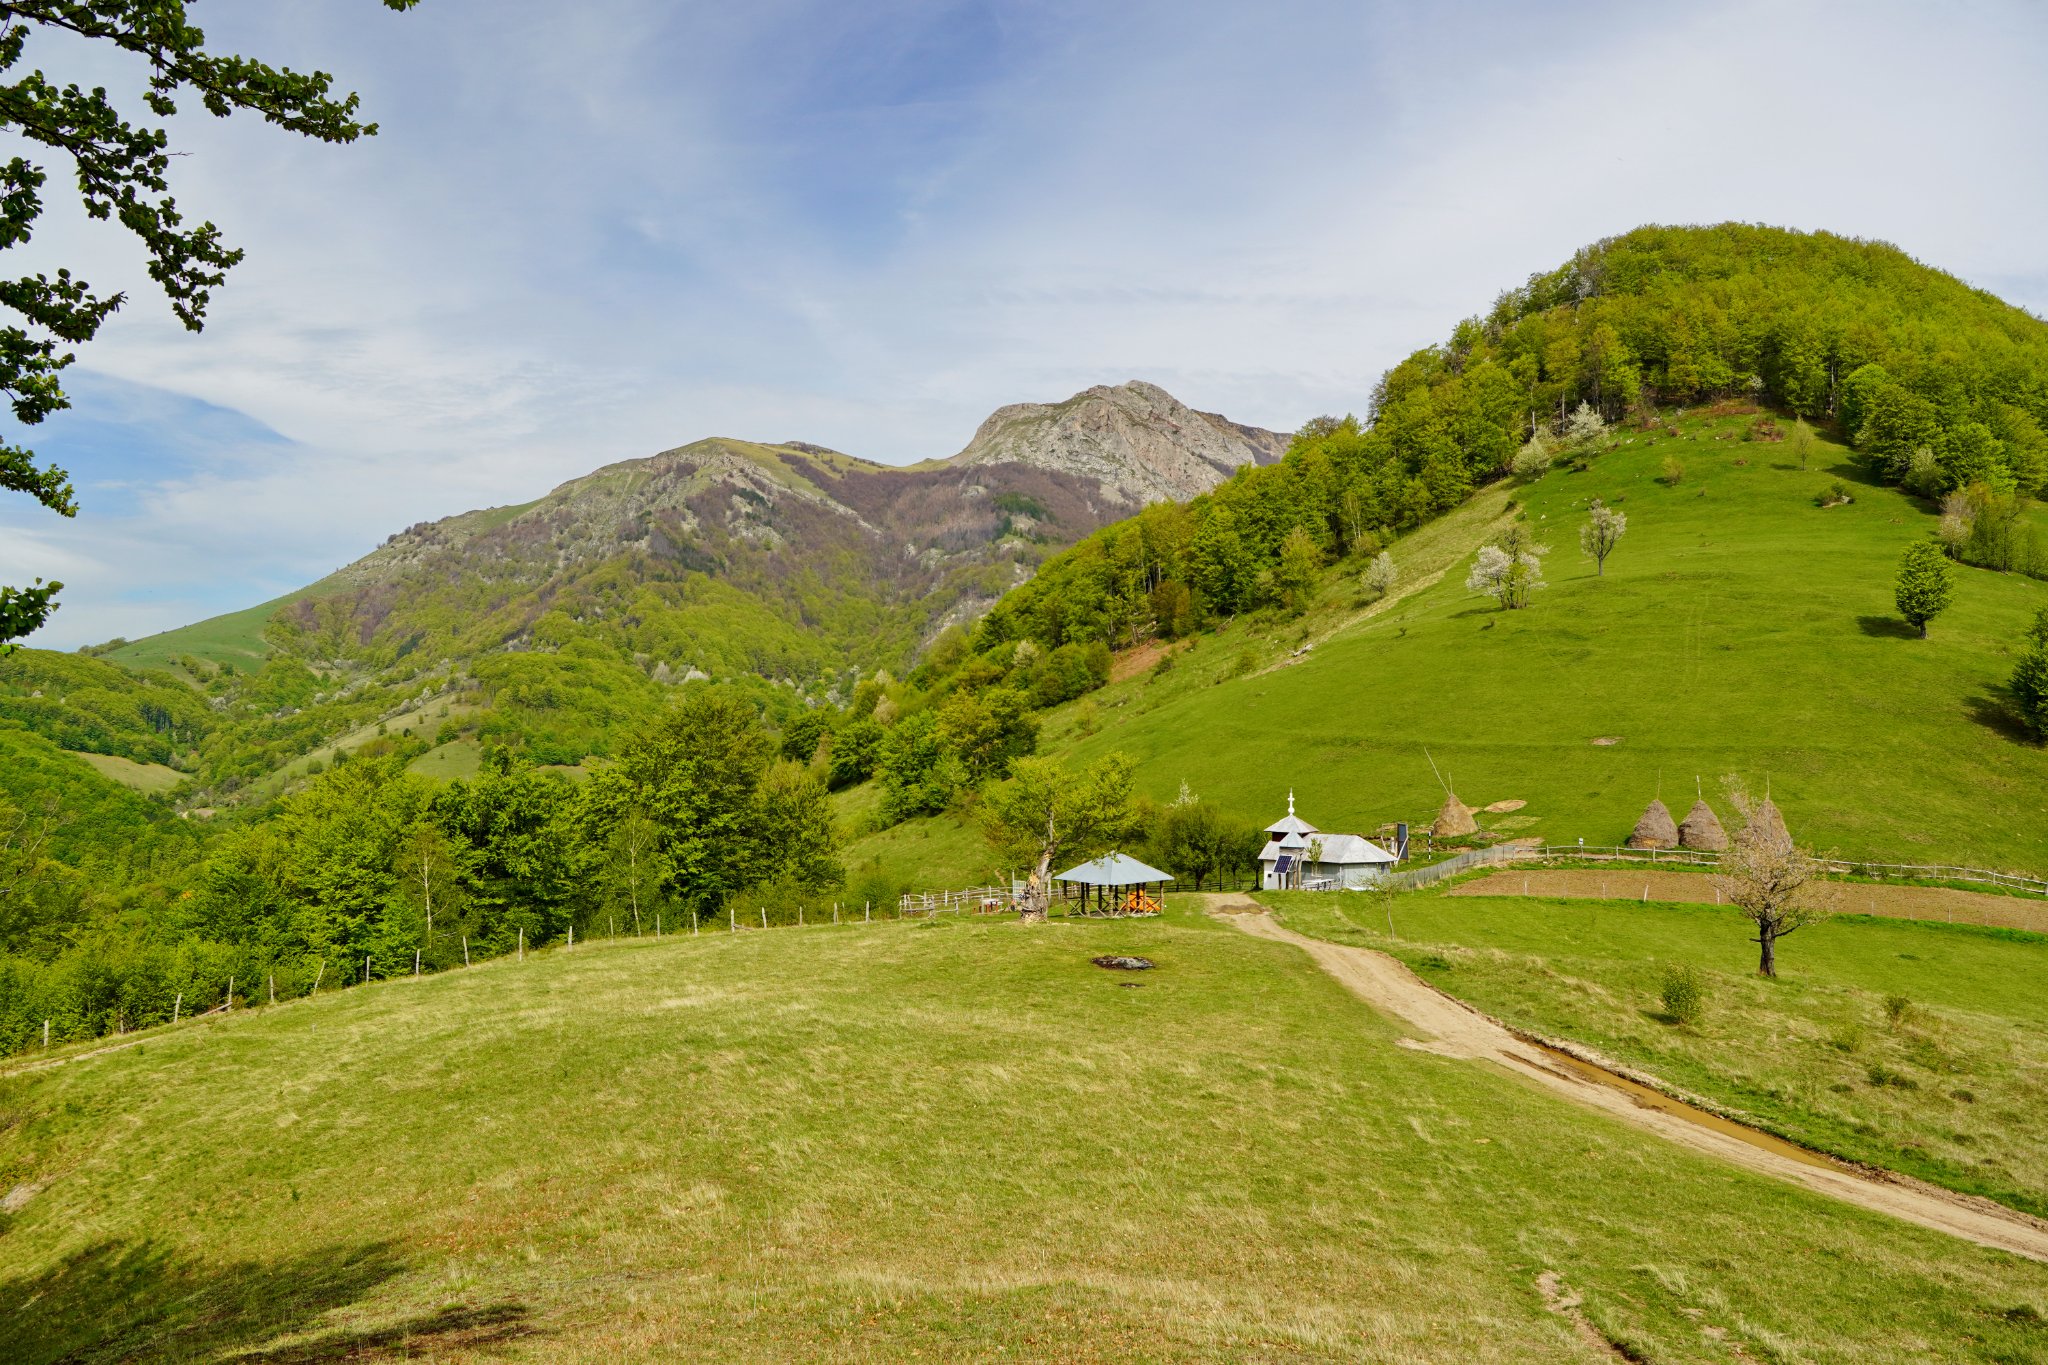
105 381 1287 679
15 381 1286 804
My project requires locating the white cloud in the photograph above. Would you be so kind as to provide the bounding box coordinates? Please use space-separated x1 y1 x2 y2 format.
8 0 2048 648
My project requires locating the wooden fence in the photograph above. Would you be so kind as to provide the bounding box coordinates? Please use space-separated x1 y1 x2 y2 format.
897 886 1019 917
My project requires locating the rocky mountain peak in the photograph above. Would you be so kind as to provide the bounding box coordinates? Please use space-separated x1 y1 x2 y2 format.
946 380 1289 506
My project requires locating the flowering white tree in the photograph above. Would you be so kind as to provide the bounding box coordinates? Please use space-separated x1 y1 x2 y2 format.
1511 429 1553 477
1363 551 1397 598
1466 539 1547 609
1564 401 1609 446
1579 499 1628 576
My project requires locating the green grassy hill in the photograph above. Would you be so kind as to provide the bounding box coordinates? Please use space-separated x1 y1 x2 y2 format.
5 904 2045 1363
1033 412 2048 872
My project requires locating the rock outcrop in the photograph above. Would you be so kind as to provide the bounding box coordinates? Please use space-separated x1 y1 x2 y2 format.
947 380 1288 506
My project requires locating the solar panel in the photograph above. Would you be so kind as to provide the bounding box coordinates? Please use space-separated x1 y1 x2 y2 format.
1275 855 1293 874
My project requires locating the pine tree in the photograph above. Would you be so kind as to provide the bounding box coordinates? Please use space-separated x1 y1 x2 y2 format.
1893 540 1955 638
2012 609 2048 740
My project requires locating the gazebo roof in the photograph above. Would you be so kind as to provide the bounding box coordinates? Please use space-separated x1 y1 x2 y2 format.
1053 851 1175 886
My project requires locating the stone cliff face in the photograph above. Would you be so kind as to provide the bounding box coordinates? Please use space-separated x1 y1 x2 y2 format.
947 380 1289 506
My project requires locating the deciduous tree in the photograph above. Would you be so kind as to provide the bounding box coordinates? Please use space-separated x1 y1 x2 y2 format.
1711 803 1828 978
0 0 419 647
1893 539 1954 638
982 754 1141 923
1579 498 1627 576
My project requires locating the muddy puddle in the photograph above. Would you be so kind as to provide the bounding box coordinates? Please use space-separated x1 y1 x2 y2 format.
1519 1041 1845 1173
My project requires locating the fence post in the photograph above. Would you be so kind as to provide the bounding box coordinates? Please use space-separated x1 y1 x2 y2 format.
173 993 181 1025
463 936 471 967
760 908 768 930
519 928 525 961
865 901 871 923
568 925 574 949
270 975 277 1004
226 977 234 1011
365 956 371 983
43 1019 49 1049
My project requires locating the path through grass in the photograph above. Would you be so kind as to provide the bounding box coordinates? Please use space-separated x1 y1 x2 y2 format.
1264 888 2048 1217
4 902 2046 1361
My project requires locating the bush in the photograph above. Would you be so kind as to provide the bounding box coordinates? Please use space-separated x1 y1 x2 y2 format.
1884 993 1914 1029
1815 480 1853 508
1659 455 1686 486
1659 963 1707 1025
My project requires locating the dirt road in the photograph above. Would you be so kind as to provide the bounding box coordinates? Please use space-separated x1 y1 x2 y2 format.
1205 894 2048 1263
1451 868 2048 934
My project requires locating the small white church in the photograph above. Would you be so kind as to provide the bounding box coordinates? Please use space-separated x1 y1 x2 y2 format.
1259 792 1400 891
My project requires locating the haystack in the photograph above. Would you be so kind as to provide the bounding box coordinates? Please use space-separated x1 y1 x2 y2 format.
1745 798 1792 850
1677 799 1728 852
1431 792 1478 838
1625 798 1678 849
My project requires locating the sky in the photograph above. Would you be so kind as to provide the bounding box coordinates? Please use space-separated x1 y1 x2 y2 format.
4 0 2048 649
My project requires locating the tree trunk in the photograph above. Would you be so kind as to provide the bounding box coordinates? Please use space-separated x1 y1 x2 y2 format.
1757 926 1777 978
1020 809 1057 924
1020 857 1050 924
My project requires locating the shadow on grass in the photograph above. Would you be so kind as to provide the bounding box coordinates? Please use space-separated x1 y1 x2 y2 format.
0 1239 535 1364
1965 692 2038 744
1855 614 1919 639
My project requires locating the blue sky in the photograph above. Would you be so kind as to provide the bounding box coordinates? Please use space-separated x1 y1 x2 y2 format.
6 0 2048 648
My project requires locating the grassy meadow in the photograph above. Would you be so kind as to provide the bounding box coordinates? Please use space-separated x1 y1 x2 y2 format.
4 900 2047 1363
1046 414 2048 872
60 750 187 795
1263 887 2048 1217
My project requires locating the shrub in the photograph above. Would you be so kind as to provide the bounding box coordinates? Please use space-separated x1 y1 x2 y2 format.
1659 963 1707 1025
1884 993 1914 1029
1659 454 1685 486
1866 1064 1919 1090
1815 480 1852 508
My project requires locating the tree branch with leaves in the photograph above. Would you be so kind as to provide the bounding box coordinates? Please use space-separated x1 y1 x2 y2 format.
0 0 419 648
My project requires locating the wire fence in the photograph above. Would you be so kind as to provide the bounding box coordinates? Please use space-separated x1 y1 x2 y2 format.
1527 846 2048 896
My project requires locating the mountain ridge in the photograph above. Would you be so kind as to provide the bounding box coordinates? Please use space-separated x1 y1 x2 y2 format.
99 381 1290 698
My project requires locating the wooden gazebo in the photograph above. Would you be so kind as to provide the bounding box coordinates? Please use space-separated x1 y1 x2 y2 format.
1052 852 1173 917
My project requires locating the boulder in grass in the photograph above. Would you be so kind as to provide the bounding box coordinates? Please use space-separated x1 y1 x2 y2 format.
1626 798 1679 849
1678 799 1728 852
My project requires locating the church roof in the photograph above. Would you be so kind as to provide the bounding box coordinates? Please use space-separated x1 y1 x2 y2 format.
1263 789 1320 836
1259 833 1398 865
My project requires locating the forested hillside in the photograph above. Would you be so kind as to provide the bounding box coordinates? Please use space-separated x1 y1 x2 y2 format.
979 224 2048 656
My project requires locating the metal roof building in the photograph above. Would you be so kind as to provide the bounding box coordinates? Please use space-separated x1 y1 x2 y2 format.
1259 792 1397 890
